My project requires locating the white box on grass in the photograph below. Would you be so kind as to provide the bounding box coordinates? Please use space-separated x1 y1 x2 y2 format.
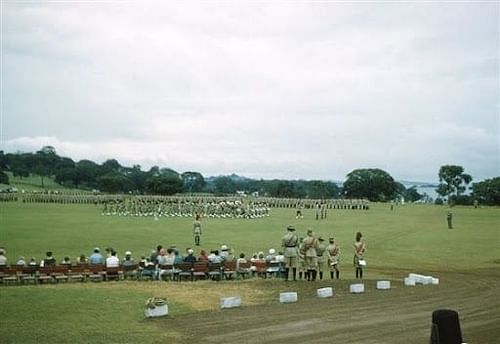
220 296 242 309
376 280 391 290
316 287 333 298
422 276 433 285
144 305 168 318
350 284 365 294
431 277 439 285
279 292 298 303
404 277 416 286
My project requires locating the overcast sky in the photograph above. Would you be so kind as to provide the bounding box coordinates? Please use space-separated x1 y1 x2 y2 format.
1 1 499 182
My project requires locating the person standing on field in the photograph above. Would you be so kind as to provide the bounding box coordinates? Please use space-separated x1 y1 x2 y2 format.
302 229 319 281
353 232 366 279
193 214 202 246
316 237 327 280
281 225 299 281
326 237 340 279
447 210 453 229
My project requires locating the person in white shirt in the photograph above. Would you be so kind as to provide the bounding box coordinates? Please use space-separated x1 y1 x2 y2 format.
106 251 120 268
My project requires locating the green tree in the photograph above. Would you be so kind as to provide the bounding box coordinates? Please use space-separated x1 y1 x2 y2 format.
181 172 206 193
343 168 398 202
213 176 237 195
472 177 500 205
436 165 472 201
145 175 183 195
0 170 9 184
97 173 134 193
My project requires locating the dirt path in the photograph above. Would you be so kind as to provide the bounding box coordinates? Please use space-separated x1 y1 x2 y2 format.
159 269 500 343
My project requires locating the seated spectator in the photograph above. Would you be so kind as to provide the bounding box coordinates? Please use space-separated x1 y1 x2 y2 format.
164 248 175 265
42 251 56 267
61 256 72 267
250 253 259 263
236 253 250 272
28 257 38 266
173 250 183 265
209 250 223 264
0 248 8 266
220 245 229 260
77 254 88 264
106 251 119 268
122 251 135 266
89 248 104 265
265 248 276 263
156 249 167 265
198 250 209 261
16 256 27 267
184 249 197 263
275 251 285 263
225 249 236 263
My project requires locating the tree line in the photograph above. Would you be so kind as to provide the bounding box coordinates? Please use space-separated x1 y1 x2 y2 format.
0 146 498 204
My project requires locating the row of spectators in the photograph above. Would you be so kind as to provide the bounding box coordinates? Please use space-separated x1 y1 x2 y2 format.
0 245 284 270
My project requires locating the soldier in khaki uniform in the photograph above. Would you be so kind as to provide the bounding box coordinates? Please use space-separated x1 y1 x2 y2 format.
326 237 340 279
193 214 202 246
281 225 299 281
316 237 327 280
302 229 320 281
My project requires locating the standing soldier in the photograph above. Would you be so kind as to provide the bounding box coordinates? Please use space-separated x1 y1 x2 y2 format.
281 225 299 281
316 237 327 280
193 214 202 246
353 232 366 279
447 210 453 229
302 229 320 281
326 237 340 279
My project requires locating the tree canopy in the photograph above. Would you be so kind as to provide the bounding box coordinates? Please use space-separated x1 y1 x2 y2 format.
343 168 398 202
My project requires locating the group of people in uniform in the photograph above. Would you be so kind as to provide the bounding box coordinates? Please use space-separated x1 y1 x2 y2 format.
101 198 271 219
281 225 366 281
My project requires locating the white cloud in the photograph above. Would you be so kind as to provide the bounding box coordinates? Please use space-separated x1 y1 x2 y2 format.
2 2 498 181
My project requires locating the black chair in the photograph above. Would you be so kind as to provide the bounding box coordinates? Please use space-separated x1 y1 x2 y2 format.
430 309 463 344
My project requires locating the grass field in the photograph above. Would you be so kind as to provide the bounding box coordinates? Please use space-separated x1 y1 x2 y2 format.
1 201 499 343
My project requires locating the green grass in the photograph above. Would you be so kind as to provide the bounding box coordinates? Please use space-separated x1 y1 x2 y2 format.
1 202 498 271
0 201 499 343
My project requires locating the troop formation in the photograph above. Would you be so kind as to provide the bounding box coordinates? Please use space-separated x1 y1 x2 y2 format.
101 198 270 219
17 191 369 212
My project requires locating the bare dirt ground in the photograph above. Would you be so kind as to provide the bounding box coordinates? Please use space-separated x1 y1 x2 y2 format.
159 268 500 344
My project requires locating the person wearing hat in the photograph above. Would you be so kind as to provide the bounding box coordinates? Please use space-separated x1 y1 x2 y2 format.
16 256 27 267
122 251 135 267
316 237 327 280
89 248 104 265
193 214 202 246
220 245 229 261
281 225 299 281
184 248 197 263
326 237 340 279
43 251 56 267
302 229 319 281
0 248 7 266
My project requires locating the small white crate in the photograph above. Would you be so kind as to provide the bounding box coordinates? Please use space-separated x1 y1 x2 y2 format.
316 287 333 298
144 304 168 318
422 276 433 285
404 277 416 286
376 280 391 290
431 277 439 285
350 283 365 294
220 296 242 309
279 292 298 303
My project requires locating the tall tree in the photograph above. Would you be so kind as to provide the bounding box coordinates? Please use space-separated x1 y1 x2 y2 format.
436 165 472 201
472 177 500 205
343 168 398 202
181 172 206 193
